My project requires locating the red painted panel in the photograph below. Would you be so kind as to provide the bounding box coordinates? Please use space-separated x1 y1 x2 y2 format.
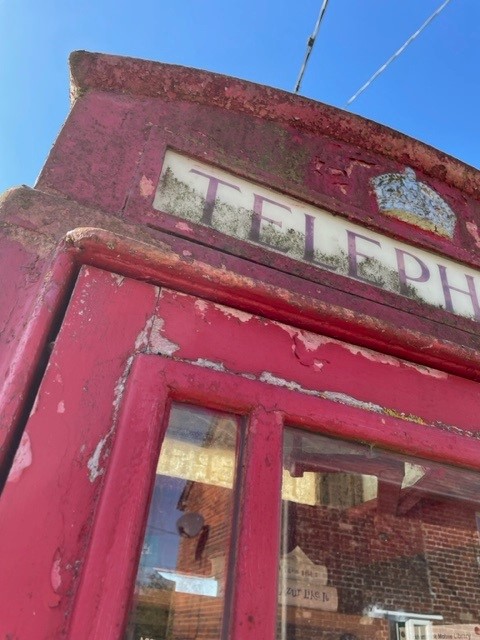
36 92 148 213
0 266 159 637
0 241 73 470
145 359 480 471
153 288 480 434
64 356 480 639
230 406 283 639
68 357 170 639
2 263 480 637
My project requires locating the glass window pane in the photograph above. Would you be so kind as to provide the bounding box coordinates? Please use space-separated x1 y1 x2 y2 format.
278 427 480 640
125 403 240 640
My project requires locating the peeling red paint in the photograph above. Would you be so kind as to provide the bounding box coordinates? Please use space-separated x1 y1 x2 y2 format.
50 551 62 592
466 220 480 249
139 175 155 197
7 432 32 483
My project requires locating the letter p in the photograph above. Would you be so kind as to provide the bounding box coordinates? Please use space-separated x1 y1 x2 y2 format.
395 248 430 296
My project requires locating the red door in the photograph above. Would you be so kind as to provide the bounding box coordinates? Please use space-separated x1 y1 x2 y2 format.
2 265 480 639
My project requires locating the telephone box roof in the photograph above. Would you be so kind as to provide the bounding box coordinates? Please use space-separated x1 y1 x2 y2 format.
70 50 479 198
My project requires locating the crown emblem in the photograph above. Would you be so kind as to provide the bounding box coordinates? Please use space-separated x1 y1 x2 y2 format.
371 167 456 237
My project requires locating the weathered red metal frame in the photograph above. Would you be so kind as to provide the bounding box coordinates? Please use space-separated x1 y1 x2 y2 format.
4 225 480 486
65 355 480 639
4 227 480 637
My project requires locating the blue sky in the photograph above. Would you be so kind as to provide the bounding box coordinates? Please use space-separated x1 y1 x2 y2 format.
1 0 478 193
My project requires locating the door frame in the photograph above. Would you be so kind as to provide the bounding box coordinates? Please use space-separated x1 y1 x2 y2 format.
67 355 480 639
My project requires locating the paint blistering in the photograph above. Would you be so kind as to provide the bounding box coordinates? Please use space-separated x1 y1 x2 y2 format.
7 432 32 482
149 316 180 356
57 401 65 414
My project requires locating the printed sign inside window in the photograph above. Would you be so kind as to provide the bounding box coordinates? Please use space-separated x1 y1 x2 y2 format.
278 428 480 640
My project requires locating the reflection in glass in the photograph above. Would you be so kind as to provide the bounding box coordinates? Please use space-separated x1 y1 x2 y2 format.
279 428 480 640
124 403 240 640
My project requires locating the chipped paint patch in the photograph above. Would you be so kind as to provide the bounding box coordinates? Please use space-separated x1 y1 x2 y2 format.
29 393 40 417
51 552 62 592
112 355 134 413
135 316 155 350
175 221 193 232
7 432 32 482
194 299 209 317
57 401 65 414
214 303 253 323
466 221 480 249
87 434 109 482
294 331 330 351
288 327 448 378
84 349 129 482
139 175 155 197
322 391 384 414
259 371 320 396
110 273 125 286
85 352 131 482
402 362 448 379
149 316 180 356
258 372 428 425
340 344 401 367
192 358 226 372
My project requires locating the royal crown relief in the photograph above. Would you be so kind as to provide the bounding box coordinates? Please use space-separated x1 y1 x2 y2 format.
371 168 456 238
152 151 480 322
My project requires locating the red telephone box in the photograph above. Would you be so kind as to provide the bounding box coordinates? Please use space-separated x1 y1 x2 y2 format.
1 51 480 640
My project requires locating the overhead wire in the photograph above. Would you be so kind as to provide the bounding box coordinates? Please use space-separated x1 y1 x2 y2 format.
294 0 330 94
345 0 453 108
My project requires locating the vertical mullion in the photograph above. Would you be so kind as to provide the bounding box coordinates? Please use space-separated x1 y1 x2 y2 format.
68 356 170 639
231 406 283 640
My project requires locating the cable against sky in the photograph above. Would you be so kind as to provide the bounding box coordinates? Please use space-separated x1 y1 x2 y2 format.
294 0 330 94
345 0 453 107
